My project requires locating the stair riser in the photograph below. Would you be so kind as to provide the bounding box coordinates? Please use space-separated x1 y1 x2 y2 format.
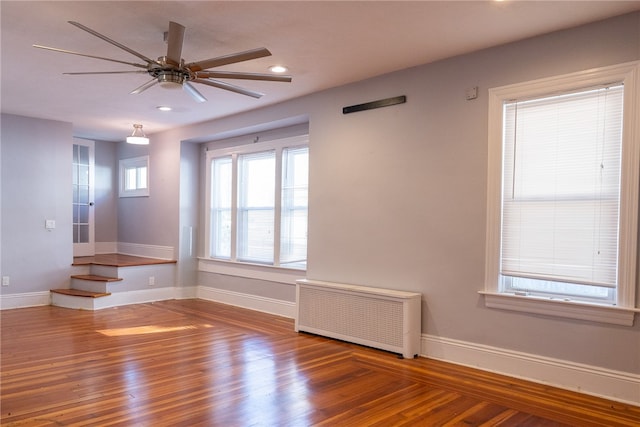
72 265 92 276
51 287 176 311
71 279 114 294
103 265 175 291
90 265 119 277
51 293 106 310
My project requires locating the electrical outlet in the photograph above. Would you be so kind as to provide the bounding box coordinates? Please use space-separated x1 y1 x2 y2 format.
148 276 155 286
2 276 9 287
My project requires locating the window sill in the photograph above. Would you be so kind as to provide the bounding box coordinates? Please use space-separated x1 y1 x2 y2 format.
479 291 639 326
119 193 149 198
198 257 305 285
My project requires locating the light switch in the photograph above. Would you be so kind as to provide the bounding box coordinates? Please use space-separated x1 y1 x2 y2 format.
45 220 56 230
465 86 478 100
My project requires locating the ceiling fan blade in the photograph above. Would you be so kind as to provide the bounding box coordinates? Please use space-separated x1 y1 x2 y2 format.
130 78 159 95
64 71 149 75
166 21 185 66
183 82 207 103
186 47 272 72
193 78 264 99
33 45 148 69
68 21 160 66
195 71 292 82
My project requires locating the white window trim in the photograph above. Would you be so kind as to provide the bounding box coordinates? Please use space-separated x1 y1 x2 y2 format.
203 134 309 272
483 61 640 326
119 155 149 198
197 257 305 284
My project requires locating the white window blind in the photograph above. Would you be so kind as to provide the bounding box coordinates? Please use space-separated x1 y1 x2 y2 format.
501 85 624 289
237 150 276 264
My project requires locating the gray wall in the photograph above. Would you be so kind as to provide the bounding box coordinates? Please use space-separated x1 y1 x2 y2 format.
116 134 180 249
94 139 118 243
189 12 640 373
1 114 74 293
177 139 199 288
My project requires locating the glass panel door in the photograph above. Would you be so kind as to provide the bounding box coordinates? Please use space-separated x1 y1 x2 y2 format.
72 139 95 257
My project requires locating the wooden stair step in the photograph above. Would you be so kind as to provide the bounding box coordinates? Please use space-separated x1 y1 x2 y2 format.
70 274 122 282
73 253 177 267
51 289 111 298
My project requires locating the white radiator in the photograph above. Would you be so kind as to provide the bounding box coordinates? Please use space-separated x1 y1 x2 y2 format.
295 279 421 358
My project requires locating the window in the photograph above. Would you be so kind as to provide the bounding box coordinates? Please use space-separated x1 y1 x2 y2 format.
210 157 232 258
484 62 639 324
119 156 149 197
206 135 309 269
237 150 276 263
280 146 309 269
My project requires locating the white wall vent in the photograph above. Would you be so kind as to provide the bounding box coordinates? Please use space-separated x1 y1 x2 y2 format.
295 279 421 358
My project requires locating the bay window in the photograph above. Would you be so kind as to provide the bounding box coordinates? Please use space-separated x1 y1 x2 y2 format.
206 135 309 269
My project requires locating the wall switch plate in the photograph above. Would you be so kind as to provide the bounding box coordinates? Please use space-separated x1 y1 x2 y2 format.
2 276 9 286
465 86 478 100
45 220 56 230
148 276 155 286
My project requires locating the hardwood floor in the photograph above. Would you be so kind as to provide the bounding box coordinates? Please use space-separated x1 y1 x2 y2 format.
2 300 638 426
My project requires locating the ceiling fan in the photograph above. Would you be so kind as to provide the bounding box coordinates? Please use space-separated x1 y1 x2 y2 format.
33 21 292 102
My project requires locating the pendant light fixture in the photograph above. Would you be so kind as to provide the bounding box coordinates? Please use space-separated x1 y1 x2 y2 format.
126 124 149 145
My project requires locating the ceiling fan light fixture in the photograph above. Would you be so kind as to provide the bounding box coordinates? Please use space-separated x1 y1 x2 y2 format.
126 124 149 145
157 71 186 89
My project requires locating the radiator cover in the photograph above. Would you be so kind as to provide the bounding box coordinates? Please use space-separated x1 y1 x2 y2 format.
295 279 421 358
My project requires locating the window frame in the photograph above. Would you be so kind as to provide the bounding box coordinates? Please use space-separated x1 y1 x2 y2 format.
482 62 640 326
204 134 309 271
279 146 310 269
119 155 149 198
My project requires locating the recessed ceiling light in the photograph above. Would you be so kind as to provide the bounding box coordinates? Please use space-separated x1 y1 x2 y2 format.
157 106 172 112
269 65 288 73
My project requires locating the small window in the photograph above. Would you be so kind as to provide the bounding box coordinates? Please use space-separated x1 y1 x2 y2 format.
119 156 149 197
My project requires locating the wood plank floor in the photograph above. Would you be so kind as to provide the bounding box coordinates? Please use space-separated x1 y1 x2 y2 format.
2 300 638 426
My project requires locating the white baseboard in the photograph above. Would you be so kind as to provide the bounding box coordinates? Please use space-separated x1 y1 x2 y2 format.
197 286 296 318
175 286 199 299
0 286 293 317
95 241 118 254
0 291 51 310
117 242 175 260
422 334 640 406
95 242 174 259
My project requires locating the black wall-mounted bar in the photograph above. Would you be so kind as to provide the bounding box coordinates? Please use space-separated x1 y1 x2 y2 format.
343 95 406 114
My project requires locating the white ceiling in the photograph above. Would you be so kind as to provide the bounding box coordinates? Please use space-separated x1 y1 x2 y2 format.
2 1 639 141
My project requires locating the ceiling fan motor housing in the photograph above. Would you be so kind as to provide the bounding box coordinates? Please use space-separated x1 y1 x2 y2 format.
152 56 190 88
